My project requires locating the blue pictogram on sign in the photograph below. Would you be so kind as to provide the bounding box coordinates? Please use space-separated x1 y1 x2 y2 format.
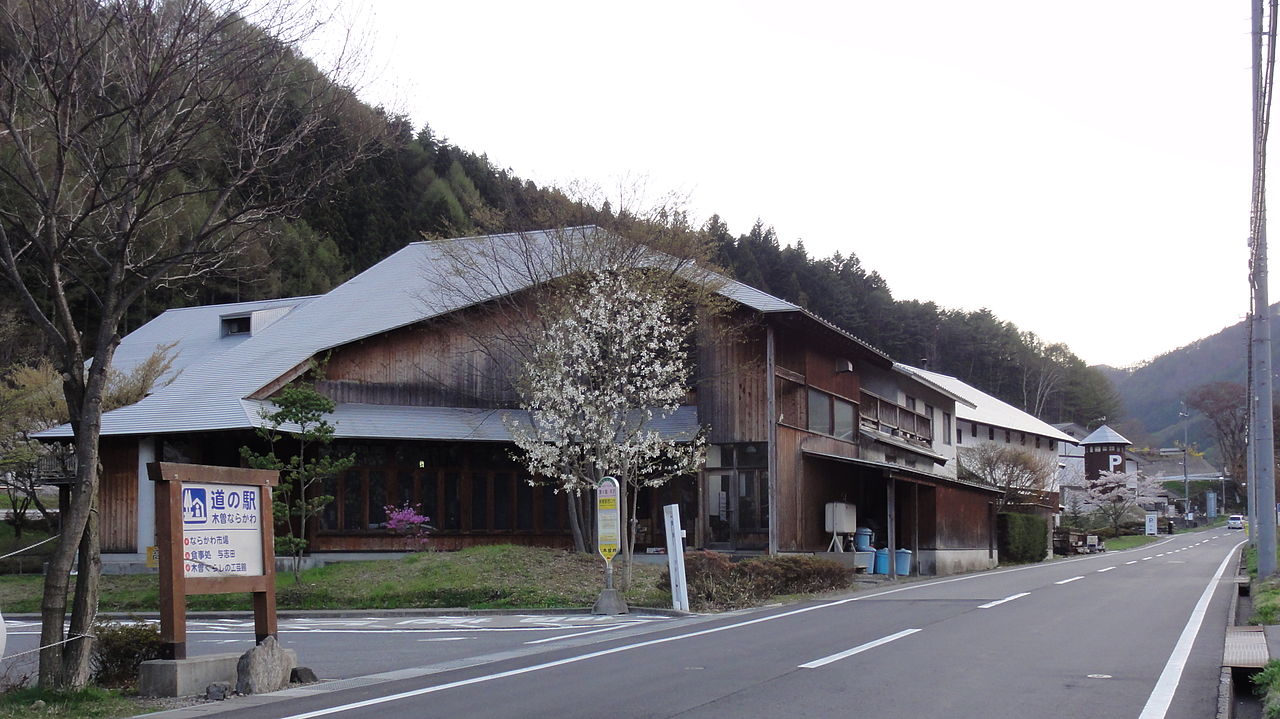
182 487 208 525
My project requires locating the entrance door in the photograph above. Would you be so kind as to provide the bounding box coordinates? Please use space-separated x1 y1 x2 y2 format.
707 471 734 548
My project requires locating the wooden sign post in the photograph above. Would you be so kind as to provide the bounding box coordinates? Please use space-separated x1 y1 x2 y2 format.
149 462 279 660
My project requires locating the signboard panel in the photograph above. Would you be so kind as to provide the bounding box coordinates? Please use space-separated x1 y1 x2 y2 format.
597 478 621 563
1145 512 1158 536
180 482 264 577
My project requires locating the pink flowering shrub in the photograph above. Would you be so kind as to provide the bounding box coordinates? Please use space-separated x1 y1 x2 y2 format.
384 502 432 546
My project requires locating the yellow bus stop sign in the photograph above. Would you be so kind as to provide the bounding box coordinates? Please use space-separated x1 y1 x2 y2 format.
597 477 621 564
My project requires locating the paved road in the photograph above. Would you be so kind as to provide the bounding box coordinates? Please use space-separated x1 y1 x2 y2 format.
1 529 1247 718
1 613 672 681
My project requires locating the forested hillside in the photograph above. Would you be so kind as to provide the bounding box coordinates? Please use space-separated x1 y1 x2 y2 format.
0 109 1119 428
1106 306 1278 455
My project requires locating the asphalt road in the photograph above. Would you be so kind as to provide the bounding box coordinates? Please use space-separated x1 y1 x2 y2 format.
118 528 1245 719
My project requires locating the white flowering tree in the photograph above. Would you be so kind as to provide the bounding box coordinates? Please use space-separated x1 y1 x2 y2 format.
1085 470 1160 537
507 270 706 584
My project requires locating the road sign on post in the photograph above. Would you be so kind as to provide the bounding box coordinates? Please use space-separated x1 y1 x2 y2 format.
149 462 278 660
592 477 628 615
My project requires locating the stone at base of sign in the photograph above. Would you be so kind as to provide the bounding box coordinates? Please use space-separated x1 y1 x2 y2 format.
290 666 319 684
591 588 629 615
236 636 297 695
206 681 231 701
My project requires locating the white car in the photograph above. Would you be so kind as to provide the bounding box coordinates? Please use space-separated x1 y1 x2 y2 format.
1228 515 1245 529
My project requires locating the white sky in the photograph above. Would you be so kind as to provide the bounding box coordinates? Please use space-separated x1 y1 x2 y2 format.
314 1 1257 369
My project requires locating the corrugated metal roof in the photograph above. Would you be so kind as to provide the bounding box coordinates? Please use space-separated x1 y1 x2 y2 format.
903 366 1077 444
1080 424 1131 445
322 403 700 442
110 296 314 380
39 227 787 439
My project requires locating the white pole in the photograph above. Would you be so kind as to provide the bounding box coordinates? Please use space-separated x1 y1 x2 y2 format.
664 504 689 612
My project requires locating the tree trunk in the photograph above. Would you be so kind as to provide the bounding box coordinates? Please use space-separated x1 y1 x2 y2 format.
39 351 112 690
566 491 587 554
38 427 102 689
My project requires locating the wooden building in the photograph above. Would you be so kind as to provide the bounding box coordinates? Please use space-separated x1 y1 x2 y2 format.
43 228 1001 575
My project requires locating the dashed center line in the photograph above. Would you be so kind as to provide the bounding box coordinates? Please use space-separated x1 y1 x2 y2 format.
1126 561 1138 565
799 629 922 668
978 592 1030 609
1142 557 1154 561
1055 576 1084 585
1097 567 1116 573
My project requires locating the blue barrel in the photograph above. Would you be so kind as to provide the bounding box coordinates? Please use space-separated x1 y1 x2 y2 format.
854 527 874 552
895 548 912 576
874 547 890 574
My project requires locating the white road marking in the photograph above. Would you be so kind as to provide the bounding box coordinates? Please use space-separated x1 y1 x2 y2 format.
798 629 922 668
1138 541 1244 719
978 593 1030 609
1055 576 1084 585
1142 557 1154 561
417 638 470 642
524 624 629 645
1126 561 1139 565
1097 567 1116 573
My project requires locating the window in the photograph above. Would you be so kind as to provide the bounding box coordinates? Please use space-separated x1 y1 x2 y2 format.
221 315 250 336
1004 429 1011 443
971 422 978 437
988 426 995 441
834 400 855 441
943 412 952 445
1035 436 1042 449
807 389 833 435
956 426 963 444
905 396 917 411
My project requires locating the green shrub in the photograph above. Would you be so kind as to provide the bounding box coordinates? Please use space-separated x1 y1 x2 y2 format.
661 551 853 611
1254 659 1280 717
997 512 1048 564
91 620 164 687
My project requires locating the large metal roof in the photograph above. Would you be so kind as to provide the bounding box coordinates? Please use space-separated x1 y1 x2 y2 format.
903 366 1077 444
41 227 877 439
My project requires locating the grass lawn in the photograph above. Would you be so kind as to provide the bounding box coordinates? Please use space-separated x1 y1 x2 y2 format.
0 687 167 719
1103 534 1162 551
0 545 669 614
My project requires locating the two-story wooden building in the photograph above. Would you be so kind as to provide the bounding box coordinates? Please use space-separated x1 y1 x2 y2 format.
43 227 1002 575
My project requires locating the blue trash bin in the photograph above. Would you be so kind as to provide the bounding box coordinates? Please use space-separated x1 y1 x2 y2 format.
854 527 874 552
874 548 890 574
895 548 912 576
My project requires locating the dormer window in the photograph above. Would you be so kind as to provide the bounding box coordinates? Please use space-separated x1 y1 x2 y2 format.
222 315 251 336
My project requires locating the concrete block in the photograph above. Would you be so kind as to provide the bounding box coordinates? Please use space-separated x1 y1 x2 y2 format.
139 653 241 697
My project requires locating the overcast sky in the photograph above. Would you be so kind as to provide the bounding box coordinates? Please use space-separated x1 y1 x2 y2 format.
315 1 1256 369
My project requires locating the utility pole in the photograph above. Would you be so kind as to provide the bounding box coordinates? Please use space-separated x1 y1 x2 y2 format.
1250 0 1277 578
1181 402 1191 517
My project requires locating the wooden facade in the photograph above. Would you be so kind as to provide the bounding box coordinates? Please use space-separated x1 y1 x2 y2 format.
90 257 1000 575
100 438 138 553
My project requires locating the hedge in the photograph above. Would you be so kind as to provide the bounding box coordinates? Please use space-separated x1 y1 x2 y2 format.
997 512 1048 564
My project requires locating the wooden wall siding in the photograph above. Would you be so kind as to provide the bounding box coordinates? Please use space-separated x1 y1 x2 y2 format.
775 426 805 550
313 534 573 552
100 438 139 553
321 309 520 408
932 484 995 549
697 313 768 444
803 345 859 399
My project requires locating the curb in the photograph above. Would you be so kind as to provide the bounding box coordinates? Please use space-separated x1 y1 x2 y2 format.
1218 545 1248 719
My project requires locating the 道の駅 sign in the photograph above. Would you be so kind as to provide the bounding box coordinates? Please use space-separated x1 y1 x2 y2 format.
181 482 265 577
